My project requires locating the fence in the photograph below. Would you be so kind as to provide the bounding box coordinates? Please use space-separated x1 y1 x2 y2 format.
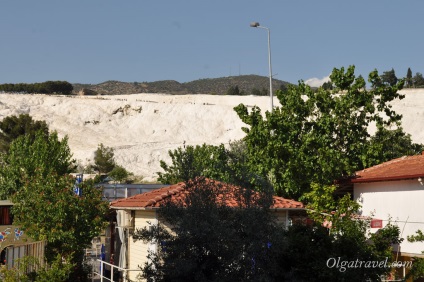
92 260 139 282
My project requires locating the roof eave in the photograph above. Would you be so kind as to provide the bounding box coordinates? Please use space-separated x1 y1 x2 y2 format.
110 206 305 211
110 206 159 210
352 174 424 183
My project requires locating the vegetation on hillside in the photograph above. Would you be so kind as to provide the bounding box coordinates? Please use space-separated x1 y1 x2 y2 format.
72 75 289 95
0 81 73 94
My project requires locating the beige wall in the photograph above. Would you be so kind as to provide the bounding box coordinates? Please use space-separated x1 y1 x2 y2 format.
127 210 157 281
274 210 288 227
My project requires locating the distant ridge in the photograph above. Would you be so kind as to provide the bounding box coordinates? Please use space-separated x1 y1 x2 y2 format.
72 75 290 95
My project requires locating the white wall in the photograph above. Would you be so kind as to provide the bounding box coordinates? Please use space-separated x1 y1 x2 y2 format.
354 180 424 255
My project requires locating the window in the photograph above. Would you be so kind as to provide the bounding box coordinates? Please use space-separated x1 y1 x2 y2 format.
0 207 13 225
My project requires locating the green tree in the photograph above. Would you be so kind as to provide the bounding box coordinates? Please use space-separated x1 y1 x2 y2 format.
322 81 333 90
93 143 115 174
158 144 229 184
0 114 49 152
413 72 424 87
109 165 130 183
226 85 244 95
0 81 73 94
0 130 76 199
0 127 107 280
11 172 108 279
406 67 413 88
251 87 268 96
363 125 423 168
406 230 424 280
0 255 74 282
286 183 403 281
158 142 271 191
234 65 410 198
381 68 398 86
133 177 281 282
280 220 401 281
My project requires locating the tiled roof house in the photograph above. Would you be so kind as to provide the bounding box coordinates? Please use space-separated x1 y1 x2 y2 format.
109 179 305 281
110 180 304 210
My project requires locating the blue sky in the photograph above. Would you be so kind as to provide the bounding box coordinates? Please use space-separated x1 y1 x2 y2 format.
1 1 423 86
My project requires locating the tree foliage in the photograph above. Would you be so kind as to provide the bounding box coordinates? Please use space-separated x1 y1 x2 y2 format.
93 143 115 174
280 221 401 281
380 68 398 86
108 165 130 183
406 67 413 88
0 124 107 280
406 230 424 280
11 172 108 264
0 130 76 199
251 87 268 96
133 177 282 282
158 142 271 191
289 182 403 281
0 114 49 152
322 81 333 90
413 72 424 88
226 85 244 95
133 178 401 281
233 65 421 198
0 255 74 282
363 125 423 168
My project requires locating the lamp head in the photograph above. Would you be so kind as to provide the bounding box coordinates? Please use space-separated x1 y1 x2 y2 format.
250 22 260 28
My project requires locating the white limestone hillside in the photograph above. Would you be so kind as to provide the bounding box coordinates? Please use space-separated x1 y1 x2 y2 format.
0 89 423 182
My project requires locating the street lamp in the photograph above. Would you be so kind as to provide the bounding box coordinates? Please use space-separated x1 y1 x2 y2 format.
250 21 273 111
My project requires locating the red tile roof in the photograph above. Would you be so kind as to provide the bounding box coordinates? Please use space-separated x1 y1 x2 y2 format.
110 179 304 210
352 154 424 183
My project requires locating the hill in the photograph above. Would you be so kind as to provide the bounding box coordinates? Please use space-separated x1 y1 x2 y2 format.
0 89 423 182
72 75 289 95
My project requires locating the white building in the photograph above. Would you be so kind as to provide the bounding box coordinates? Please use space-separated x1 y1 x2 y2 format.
350 153 424 257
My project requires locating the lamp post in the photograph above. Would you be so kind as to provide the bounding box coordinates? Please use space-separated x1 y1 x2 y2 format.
250 21 273 111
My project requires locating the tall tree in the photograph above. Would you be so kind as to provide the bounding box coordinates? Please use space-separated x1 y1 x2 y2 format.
133 177 282 282
11 172 108 280
93 143 116 174
406 67 413 88
0 127 107 281
234 65 412 198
